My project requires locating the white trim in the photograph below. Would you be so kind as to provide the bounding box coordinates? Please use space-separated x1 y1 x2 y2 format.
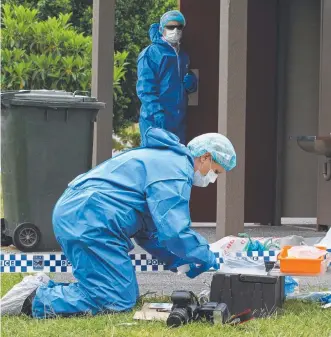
191 222 216 228
192 222 260 228
281 217 317 225
191 218 318 228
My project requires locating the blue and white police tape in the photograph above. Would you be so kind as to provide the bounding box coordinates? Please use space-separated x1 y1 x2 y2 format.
0 251 280 273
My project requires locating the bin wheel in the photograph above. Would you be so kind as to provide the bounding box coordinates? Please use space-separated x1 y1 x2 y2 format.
13 223 41 252
1 218 13 247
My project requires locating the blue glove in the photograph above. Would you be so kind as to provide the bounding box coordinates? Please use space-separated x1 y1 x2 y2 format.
246 240 264 252
154 112 165 129
185 254 219 279
183 72 197 93
186 262 219 279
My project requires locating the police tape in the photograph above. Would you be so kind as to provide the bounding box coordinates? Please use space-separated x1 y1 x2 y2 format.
0 251 280 273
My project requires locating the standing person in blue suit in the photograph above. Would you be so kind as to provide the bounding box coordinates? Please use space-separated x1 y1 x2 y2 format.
137 10 197 145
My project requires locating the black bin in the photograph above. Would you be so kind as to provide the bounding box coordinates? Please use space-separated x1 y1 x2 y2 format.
1 90 105 251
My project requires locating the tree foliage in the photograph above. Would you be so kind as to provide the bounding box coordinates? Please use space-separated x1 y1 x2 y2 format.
2 0 92 35
113 123 141 152
1 4 128 132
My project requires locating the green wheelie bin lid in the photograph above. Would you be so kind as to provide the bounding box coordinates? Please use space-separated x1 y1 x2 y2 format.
2 90 105 110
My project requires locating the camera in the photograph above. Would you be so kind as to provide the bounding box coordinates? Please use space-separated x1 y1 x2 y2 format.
198 302 230 325
166 290 230 327
166 291 199 327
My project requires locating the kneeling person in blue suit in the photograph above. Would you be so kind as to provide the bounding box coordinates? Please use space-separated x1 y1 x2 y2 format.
0 127 236 318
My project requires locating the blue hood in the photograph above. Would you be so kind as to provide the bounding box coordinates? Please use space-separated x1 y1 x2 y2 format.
144 127 193 163
149 23 165 44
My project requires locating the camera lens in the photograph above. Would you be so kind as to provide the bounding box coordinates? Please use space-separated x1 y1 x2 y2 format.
167 308 190 327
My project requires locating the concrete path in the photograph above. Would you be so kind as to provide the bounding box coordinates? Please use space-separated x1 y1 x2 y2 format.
49 225 331 295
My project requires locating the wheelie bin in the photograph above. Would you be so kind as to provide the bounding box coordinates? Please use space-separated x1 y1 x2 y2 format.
1 90 105 251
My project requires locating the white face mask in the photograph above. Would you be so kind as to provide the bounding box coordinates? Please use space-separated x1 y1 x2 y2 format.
163 28 182 44
193 160 218 187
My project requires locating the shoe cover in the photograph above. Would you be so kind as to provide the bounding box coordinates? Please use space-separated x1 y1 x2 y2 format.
0 273 50 316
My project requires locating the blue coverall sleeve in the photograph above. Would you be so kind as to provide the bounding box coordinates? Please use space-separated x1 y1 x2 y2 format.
183 71 198 94
145 179 215 266
136 53 164 118
134 229 188 269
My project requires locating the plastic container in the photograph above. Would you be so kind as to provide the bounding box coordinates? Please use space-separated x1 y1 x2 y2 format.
1 90 105 251
210 273 285 317
278 246 328 275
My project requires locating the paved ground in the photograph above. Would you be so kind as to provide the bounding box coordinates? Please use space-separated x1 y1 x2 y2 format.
1 223 330 295
48 225 331 296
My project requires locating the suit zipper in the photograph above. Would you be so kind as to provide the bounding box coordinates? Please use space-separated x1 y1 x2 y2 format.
176 49 181 114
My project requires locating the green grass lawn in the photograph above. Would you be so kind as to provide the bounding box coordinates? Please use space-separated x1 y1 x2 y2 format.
1 274 331 337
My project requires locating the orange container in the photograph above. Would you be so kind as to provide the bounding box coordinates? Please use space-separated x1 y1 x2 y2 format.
278 246 327 275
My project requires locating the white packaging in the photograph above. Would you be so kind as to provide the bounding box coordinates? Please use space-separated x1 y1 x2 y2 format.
317 227 331 249
287 246 326 259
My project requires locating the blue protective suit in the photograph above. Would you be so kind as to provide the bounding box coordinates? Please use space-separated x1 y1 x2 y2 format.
32 128 215 318
137 23 197 145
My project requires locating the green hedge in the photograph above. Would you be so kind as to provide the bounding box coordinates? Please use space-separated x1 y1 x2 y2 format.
1 4 128 102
